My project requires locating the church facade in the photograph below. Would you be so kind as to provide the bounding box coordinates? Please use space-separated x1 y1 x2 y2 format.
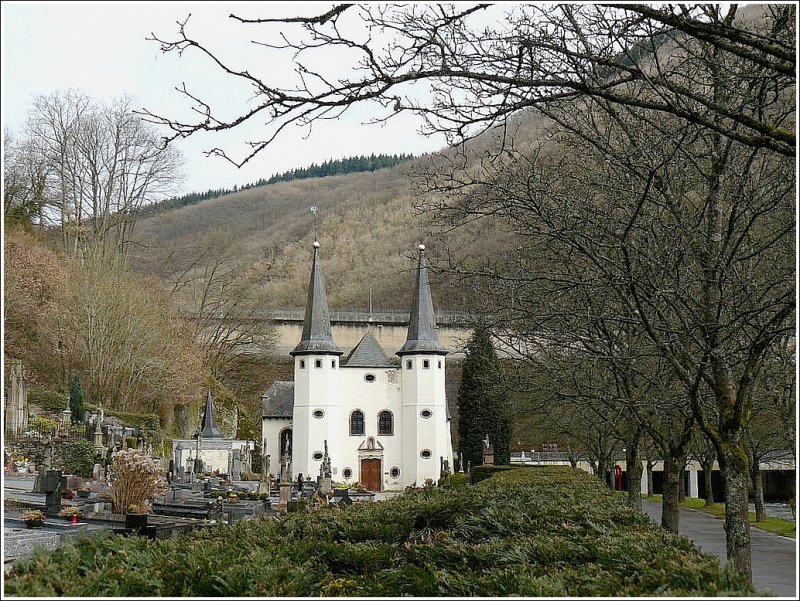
261 242 454 491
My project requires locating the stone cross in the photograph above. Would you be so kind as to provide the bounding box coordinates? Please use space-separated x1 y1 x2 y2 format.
319 440 333 497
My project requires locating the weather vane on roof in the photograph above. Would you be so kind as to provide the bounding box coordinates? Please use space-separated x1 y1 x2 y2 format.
310 206 318 242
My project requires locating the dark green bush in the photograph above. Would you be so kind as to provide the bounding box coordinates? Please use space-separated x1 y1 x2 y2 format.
3 466 753 597
61 441 97 478
469 464 525 484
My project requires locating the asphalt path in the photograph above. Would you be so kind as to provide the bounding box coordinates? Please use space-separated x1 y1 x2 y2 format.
641 499 797 598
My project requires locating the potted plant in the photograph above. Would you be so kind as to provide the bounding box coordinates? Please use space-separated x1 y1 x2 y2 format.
22 509 46 529
124 503 150 529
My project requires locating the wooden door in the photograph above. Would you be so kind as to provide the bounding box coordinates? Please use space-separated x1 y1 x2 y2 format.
360 458 381 491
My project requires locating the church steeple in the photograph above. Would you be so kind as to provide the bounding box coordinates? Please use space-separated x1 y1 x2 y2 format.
200 390 224 439
291 241 342 356
398 244 448 356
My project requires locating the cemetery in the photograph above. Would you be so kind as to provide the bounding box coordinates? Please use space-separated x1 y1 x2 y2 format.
3 364 380 571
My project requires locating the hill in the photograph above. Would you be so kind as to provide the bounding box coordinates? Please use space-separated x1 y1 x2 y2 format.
129 114 547 312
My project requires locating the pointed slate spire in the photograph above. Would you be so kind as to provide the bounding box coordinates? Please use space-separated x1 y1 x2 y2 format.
291 241 342 356
200 391 224 439
398 244 448 356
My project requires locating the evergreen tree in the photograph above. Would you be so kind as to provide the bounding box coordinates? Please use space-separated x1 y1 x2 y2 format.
69 374 86 424
457 327 511 468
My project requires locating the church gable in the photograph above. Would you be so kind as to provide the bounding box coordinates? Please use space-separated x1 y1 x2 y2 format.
342 331 394 368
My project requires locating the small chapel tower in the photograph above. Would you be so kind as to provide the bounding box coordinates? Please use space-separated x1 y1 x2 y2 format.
397 244 450 486
289 241 343 480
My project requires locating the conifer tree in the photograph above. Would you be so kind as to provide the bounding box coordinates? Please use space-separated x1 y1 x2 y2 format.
457 327 511 468
69 373 86 424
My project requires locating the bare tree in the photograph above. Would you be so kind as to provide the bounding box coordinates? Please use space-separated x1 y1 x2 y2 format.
143 4 794 165
153 229 277 380
22 91 183 259
142 3 794 583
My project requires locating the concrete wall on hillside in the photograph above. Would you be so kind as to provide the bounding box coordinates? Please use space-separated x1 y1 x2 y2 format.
273 322 472 358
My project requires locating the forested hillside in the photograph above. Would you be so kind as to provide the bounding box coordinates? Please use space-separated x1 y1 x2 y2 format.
136 153 414 218
129 118 541 310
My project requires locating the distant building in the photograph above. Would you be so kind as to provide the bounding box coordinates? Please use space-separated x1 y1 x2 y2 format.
261 242 454 491
172 391 254 479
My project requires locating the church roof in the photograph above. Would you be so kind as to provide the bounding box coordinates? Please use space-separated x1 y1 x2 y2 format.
261 381 295 418
200 391 224 439
343 331 394 367
291 241 342 356
397 244 448 356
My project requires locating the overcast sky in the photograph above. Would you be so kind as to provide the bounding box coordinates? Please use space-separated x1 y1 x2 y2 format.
2 2 448 195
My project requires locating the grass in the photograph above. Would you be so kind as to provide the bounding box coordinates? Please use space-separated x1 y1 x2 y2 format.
646 495 796 538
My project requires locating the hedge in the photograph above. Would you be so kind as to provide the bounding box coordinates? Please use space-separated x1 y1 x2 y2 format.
3 466 752 597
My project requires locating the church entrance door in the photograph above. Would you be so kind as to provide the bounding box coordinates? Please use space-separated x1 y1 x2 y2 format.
360 458 381 491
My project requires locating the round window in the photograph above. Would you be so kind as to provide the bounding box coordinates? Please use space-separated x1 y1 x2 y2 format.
390 466 400 479
312 409 325 419
420 409 432 419
420 449 432 459
312 451 323 461
364 373 376 383
342 468 353 479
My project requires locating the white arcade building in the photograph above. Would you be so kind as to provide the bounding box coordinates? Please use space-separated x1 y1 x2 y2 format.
261 242 454 491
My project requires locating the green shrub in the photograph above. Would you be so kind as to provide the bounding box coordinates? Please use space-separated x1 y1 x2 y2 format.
86 408 160 432
125 436 138 449
61 441 97 478
3 466 753 597
439 473 468 488
28 389 68 413
469 464 525 484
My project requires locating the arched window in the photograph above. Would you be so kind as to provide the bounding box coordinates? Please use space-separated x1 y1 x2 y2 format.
378 410 394 436
350 410 365 436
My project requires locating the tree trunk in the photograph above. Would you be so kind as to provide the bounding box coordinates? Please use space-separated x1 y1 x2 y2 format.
721 454 753 584
646 460 655 497
751 463 766 523
702 459 715 506
595 460 610 488
661 455 683 533
625 446 643 511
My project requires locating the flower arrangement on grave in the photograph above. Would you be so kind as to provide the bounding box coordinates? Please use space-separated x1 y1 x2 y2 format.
58 506 84 520
111 449 158 515
22 509 45 527
125 503 150 515
77 486 91 498
227 491 239 503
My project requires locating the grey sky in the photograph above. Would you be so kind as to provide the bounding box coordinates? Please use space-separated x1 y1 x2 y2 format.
2 2 447 196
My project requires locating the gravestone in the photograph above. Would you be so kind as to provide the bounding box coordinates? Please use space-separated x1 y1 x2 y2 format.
318 441 333 497
42 470 67 515
231 449 242 481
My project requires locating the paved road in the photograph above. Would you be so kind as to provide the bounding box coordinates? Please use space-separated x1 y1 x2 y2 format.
641 500 797 598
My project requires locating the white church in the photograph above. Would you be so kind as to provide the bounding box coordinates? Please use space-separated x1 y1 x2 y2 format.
261 242 454 491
